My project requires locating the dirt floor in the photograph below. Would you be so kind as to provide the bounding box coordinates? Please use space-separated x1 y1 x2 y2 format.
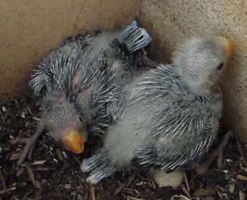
0 95 247 200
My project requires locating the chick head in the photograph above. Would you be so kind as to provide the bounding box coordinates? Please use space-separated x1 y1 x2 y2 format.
42 92 87 154
173 36 234 95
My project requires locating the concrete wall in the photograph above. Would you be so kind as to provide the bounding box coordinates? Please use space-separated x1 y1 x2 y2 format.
138 0 247 141
0 0 137 99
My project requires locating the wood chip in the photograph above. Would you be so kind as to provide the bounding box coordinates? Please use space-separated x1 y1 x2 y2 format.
115 184 125 195
2 106 7 112
170 195 191 200
90 185 96 200
147 177 156 189
31 160 46 165
32 117 41 121
235 133 247 165
127 197 145 200
21 113 25 119
0 187 16 195
0 170 6 189
22 191 33 200
193 187 215 197
115 175 136 195
72 155 81 165
9 152 21 161
16 167 24 176
62 151 68 158
56 149 64 161
35 180 42 190
26 166 40 189
237 174 247 181
239 190 245 200
228 184 235 194
183 172 191 192
27 106 33 115
181 184 192 199
77 194 83 200
33 167 52 171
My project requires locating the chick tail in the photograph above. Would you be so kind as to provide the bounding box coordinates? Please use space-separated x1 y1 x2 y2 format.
118 20 152 53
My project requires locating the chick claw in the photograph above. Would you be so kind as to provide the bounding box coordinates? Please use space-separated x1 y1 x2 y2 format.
195 131 233 175
12 123 45 165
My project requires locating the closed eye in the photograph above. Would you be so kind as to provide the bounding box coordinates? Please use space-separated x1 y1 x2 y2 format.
79 116 83 122
217 62 224 70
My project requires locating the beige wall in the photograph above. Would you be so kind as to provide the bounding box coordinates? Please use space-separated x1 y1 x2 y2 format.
138 0 247 141
0 0 137 99
1 0 247 141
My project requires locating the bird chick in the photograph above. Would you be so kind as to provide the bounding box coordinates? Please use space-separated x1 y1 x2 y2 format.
15 20 152 165
81 36 234 184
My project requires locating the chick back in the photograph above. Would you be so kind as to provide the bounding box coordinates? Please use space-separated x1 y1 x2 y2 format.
104 64 222 170
30 24 151 136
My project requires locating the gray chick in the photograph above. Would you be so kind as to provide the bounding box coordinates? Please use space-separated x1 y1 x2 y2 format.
81 36 234 184
15 21 152 165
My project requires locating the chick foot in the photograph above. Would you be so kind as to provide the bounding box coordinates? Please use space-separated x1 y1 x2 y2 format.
81 151 116 184
12 123 45 165
136 49 157 69
195 131 233 175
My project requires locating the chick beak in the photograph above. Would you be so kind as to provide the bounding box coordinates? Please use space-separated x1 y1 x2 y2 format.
216 36 235 58
62 130 85 154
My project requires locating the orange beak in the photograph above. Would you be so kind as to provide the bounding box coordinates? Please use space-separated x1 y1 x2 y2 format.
216 36 235 58
62 130 85 154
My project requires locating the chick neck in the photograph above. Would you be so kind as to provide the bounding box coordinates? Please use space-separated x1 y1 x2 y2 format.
174 64 214 97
